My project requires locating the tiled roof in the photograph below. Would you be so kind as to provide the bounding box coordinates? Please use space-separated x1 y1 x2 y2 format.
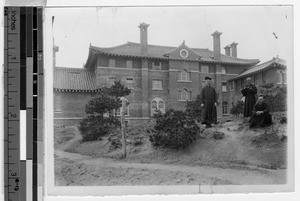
54 67 98 91
230 57 286 80
89 42 259 65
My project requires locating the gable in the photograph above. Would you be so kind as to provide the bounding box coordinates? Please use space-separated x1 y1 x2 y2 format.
164 42 201 60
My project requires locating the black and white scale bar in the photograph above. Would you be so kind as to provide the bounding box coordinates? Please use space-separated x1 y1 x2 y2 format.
4 7 21 201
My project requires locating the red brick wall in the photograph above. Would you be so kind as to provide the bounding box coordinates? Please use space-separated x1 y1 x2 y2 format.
54 91 94 118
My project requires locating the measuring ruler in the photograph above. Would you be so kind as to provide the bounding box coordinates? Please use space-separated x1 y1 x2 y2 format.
4 7 44 201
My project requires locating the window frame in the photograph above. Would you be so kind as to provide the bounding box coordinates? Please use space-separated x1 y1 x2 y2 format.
221 66 227 74
178 70 191 82
222 82 228 92
125 77 134 89
201 65 209 73
179 89 191 101
151 98 165 116
152 61 162 70
152 80 163 90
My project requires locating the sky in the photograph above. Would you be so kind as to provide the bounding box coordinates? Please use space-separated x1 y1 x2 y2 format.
47 6 293 68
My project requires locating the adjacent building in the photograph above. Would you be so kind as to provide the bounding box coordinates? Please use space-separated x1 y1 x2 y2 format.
54 22 261 122
228 57 287 108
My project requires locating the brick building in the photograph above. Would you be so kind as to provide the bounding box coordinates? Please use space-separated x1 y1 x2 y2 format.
227 57 287 110
54 22 260 122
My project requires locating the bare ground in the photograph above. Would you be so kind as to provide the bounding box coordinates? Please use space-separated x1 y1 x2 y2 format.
54 118 287 186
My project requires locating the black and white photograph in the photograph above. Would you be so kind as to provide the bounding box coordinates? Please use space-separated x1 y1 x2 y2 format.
44 4 294 196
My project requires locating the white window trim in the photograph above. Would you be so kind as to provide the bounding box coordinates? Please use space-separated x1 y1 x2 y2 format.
180 49 189 58
201 65 209 73
222 83 228 92
152 61 162 70
179 89 191 101
178 70 192 82
151 97 165 116
152 80 163 90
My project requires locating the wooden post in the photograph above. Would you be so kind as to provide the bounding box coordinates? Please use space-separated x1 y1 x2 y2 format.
120 98 126 158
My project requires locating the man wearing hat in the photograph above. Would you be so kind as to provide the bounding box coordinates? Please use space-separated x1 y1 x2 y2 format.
200 76 218 128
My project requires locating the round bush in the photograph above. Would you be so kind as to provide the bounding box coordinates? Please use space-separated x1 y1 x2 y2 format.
149 109 200 149
78 115 120 142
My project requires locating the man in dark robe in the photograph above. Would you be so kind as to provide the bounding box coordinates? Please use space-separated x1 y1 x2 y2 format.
241 77 257 117
200 76 218 128
249 95 272 128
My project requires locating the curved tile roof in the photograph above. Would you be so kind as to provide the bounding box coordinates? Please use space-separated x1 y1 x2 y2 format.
88 42 259 66
54 67 98 91
230 57 286 81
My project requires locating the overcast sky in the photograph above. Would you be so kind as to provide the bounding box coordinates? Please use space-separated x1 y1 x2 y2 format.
47 6 293 68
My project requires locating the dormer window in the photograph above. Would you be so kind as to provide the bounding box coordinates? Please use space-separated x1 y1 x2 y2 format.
152 61 161 70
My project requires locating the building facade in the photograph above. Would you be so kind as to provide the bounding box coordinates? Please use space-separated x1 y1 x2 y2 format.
54 22 261 122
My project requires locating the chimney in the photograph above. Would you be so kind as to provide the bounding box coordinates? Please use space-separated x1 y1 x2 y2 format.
230 42 238 58
138 22 150 55
211 31 222 61
224 45 231 56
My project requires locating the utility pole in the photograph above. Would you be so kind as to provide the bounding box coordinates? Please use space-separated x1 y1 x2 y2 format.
120 97 127 158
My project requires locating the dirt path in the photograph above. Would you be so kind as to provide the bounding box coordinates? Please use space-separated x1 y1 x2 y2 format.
55 126 286 186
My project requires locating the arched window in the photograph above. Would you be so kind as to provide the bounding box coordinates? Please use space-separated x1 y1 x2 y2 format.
179 89 191 101
151 97 165 116
222 101 228 114
178 69 191 82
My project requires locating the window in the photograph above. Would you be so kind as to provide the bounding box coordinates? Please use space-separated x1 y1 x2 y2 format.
180 89 191 101
109 59 115 67
254 75 258 85
180 49 189 58
178 70 191 82
221 66 227 74
54 94 62 112
151 98 165 116
114 98 129 116
222 83 228 92
222 101 228 114
241 79 245 88
152 61 161 70
262 72 267 84
277 70 286 84
282 72 286 84
152 80 163 90
126 60 132 68
109 76 116 86
125 77 134 89
201 65 209 73
230 81 234 91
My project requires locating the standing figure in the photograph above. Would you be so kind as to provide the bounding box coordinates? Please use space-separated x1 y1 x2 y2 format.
241 77 257 117
249 95 272 128
200 76 218 128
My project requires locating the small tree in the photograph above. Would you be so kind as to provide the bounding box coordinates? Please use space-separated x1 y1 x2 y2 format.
149 109 200 149
78 81 131 141
230 100 244 116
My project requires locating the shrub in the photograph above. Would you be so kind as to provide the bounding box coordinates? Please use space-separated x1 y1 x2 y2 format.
149 109 200 149
259 85 287 112
78 115 120 142
185 94 202 122
230 101 244 116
